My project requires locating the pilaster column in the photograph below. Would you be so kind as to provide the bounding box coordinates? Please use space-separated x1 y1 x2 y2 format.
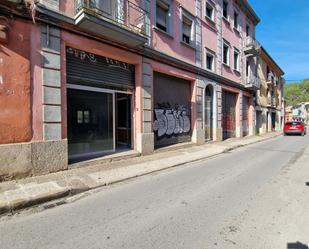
136 58 154 155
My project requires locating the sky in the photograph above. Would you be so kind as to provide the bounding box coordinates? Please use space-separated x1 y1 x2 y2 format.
249 0 309 83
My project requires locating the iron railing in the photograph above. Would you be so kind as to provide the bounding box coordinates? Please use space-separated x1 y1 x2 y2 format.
244 36 261 51
246 75 261 89
75 0 150 36
267 96 276 107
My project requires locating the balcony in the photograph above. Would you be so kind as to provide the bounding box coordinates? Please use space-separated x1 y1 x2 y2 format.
245 75 261 91
74 0 149 47
244 36 260 56
267 96 276 107
266 73 278 86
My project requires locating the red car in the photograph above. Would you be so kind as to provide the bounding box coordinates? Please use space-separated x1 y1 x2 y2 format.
284 121 307 136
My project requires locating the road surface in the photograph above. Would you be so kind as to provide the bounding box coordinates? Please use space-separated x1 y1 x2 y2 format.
0 133 308 249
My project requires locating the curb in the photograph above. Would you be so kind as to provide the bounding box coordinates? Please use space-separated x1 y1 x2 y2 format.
0 133 280 217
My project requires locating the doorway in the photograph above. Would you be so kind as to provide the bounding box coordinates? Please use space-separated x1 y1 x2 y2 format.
222 90 237 140
67 88 114 162
271 112 276 131
242 96 249 137
205 85 213 141
116 93 132 149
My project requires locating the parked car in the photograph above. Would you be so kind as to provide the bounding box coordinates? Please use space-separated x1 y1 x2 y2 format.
284 121 307 136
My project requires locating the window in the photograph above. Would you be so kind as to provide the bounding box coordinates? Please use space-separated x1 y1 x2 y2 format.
77 110 91 124
246 58 250 77
156 0 170 32
206 49 215 71
223 40 230 65
266 65 270 78
182 11 194 46
206 2 214 21
233 11 239 30
223 0 228 19
246 25 250 37
234 48 239 71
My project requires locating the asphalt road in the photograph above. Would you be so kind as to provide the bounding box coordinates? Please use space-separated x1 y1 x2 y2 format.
0 133 308 249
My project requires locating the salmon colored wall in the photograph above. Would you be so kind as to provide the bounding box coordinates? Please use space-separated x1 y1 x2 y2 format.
60 0 75 17
60 31 143 148
31 24 43 141
243 91 253 127
221 0 256 84
150 0 196 65
0 20 32 144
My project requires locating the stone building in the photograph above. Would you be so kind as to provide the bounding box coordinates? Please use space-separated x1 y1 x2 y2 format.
0 0 283 181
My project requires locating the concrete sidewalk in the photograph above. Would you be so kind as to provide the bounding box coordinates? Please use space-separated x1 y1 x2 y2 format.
0 132 281 216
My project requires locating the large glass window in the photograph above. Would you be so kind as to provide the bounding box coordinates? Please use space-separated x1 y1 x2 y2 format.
67 88 114 161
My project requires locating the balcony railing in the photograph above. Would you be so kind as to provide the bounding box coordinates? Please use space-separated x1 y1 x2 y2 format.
75 0 149 46
267 73 279 86
244 36 260 55
267 96 276 107
245 75 261 90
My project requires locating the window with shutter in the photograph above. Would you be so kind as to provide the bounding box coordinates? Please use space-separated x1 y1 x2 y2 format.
156 1 169 32
182 16 192 44
206 50 215 71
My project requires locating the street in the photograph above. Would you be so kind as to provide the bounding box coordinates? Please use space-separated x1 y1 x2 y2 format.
0 133 309 249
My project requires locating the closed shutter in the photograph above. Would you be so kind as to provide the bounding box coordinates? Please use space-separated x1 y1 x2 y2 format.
66 47 135 90
156 3 168 29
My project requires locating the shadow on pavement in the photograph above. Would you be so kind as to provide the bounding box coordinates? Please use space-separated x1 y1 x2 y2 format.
287 242 308 249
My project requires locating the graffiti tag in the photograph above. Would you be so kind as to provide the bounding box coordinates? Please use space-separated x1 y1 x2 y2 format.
153 104 191 138
66 47 97 63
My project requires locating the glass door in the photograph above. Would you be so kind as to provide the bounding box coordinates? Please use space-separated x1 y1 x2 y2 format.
67 88 114 162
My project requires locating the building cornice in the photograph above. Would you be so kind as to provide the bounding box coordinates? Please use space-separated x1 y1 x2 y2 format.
236 0 260 25
260 46 285 76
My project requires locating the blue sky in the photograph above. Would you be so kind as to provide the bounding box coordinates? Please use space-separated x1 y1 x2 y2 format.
249 0 309 83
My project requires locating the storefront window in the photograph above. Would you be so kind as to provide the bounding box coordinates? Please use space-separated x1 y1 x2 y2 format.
67 88 114 161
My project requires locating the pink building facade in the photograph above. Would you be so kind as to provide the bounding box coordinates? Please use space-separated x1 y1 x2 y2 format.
0 0 260 181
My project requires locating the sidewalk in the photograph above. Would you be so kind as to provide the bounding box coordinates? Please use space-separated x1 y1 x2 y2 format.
0 132 281 216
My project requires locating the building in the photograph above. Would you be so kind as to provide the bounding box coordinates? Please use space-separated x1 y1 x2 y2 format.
285 106 293 122
255 47 285 134
0 0 268 181
289 102 309 124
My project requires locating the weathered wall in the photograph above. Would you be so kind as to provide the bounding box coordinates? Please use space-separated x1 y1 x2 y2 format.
0 20 32 144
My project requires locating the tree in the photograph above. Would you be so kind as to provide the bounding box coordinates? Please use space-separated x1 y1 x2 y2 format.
284 79 309 106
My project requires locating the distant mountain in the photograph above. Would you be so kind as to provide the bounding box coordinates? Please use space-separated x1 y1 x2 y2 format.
284 79 309 106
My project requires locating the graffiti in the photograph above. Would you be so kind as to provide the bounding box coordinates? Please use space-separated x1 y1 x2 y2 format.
153 103 191 138
66 47 97 63
105 57 132 72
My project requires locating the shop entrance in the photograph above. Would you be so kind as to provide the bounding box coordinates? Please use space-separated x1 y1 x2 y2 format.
242 96 249 137
65 46 135 163
204 85 213 141
67 85 132 163
271 112 276 131
222 90 237 140
116 93 132 149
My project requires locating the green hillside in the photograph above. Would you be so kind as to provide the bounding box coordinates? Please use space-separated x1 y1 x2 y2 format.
284 79 309 106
